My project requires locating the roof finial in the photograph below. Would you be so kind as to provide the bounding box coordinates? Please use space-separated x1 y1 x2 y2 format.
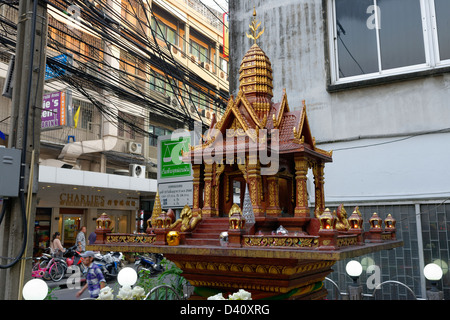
246 6 265 45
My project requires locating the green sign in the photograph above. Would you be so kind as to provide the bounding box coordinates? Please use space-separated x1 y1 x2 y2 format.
159 136 191 179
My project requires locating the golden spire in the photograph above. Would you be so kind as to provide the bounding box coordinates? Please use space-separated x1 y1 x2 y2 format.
246 6 265 44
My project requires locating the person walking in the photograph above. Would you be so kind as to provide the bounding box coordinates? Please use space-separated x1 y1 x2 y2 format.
76 251 106 299
76 226 86 252
88 231 97 245
50 232 65 257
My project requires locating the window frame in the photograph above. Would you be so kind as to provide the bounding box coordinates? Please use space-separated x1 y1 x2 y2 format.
328 0 450 86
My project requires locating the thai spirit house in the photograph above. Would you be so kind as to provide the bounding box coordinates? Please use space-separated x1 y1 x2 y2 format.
90 10 402 300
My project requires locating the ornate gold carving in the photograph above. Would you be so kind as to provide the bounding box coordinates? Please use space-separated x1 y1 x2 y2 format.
246 8 266 44
150 191 162 228
229 203 246 229
243 235 319 248
106 234 155 245
177 260 333 278
228 203 242 218
337 236 358 247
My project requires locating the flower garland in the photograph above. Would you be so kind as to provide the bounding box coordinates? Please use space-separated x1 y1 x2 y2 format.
97 285 146 300
207 289 252 300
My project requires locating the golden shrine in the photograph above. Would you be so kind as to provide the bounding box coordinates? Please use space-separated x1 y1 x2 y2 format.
89 10 402 300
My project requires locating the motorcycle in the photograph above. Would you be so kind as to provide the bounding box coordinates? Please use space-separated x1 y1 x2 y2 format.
134 253 164 276
63 245 87 275
94 251 123 280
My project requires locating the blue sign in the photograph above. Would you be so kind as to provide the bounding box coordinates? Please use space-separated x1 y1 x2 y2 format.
45 54 70 80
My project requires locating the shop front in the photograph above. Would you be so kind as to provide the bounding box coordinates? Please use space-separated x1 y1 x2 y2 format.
36 165 157 252
37 186 143 248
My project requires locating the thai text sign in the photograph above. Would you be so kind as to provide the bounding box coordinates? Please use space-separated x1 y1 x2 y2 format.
159 181 193 209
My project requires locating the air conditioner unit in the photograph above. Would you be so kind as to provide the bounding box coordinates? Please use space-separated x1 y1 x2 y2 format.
188 103 196 113
129 164 146 178
127 141 142 154
168 96 179 108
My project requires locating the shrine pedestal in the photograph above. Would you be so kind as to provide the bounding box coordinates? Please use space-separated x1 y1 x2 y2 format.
165 252 335 300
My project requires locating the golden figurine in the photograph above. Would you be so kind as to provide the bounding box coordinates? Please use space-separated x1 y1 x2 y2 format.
335 204 350 231
170 205 202 232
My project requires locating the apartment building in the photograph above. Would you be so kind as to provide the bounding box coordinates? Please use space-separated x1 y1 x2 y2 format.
0 0 228 254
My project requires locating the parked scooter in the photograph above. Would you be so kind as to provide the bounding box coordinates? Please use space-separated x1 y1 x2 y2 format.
134 253 164 276
94 251 123 280
63 245 87 275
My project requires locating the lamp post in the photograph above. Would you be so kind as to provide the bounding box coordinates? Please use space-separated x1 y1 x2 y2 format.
117 267 138 288
423 263 444 300
22 278 48 300
345 260 363 300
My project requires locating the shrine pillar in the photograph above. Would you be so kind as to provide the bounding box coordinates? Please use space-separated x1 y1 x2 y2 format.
313 162 325 218
192 164 202 215
294 156 310 217
202 163 217 217
266 176 281 216
247 156 264 217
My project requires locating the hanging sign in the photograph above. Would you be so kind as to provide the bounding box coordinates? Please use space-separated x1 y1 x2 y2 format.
41 90 72 130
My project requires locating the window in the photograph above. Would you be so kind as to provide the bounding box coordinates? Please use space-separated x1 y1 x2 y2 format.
149 125 172 146
329 0 450 84
72 99 94 130
151 17 178 46
118 111 143 140
190 40 209 63
220 57 228 75
149 70 177 96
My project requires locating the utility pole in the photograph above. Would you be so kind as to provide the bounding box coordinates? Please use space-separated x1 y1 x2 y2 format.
0 0 47 299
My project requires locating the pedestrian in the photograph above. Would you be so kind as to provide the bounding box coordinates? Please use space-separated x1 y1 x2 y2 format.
76 226 86 252
50 232 65 258
88 231 97 245
76 251 106 299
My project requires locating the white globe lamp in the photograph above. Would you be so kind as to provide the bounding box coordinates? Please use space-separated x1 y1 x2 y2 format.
117 267 137 287
424 263 443 282
346 260 363 278
424 263 443 300
345 260 363 299
22 278 48 300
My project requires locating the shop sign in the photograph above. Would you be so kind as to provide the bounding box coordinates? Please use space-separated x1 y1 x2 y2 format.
59 193 138 209
158 135 192 180
41 90 71 130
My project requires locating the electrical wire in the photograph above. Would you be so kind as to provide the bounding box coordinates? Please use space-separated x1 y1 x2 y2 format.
36 0 229 133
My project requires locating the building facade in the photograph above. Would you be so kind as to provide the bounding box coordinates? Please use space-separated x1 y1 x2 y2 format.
0 0 228 255
230 0 450 299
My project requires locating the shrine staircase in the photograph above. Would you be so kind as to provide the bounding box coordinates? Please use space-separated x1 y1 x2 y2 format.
184 217 229 246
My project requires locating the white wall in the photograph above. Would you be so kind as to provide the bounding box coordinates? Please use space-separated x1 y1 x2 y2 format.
314 132 450 204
